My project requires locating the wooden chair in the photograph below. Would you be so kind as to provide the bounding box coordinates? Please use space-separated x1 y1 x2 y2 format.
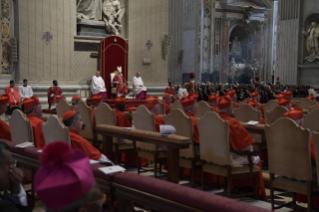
95 103 136 165
42 115 71 145
264 106 288 124
303 108 319 133
164 109 199 187
9 110 34 144
171 99 183 111
265 117 315 212
56 99 73 118
234 104 264 159
312 132 319 185
75 100 95 143
197 112 260 197
132 106 167 177
296 98 316 110
195 101 213 118
263 100 278 113
158 101 166 115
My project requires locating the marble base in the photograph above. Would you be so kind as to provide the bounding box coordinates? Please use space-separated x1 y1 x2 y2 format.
77 19 112 37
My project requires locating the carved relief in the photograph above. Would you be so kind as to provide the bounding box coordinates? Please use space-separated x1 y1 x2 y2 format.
102 0 125 35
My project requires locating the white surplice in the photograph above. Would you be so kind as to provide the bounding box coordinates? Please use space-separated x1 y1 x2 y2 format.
133 76 147 95
91 76 107 95
18 86 33 104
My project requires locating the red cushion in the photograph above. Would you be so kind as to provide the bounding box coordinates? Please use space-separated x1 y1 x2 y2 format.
114 173 270 212
1 139 40 160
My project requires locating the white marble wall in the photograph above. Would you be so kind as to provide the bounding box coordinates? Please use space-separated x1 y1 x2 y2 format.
17 0 75 84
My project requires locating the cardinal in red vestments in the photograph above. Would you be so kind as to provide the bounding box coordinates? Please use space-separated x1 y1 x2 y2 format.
91 94 103 127
113 67 130 96
285 90 296 108
145 97 164 132
180 95 199 144
63 110 112 162
227 89 239 109
24 96 45 148
250 91 264 117
161 93 172 115
217 95 266 197
246 100 267 124
47 80 65 110
5 80 21 112
186 72 196 94
278 96 291 110
165 82 176 96
276 93 285 101
0 95 11 141
71 95 81 110
208 93 218 113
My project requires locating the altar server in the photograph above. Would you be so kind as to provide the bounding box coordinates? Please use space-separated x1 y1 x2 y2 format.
5 80 21 114
47 80 65 110
18 79 33 109
24 96 45 148
63 111 112 163
91 71 108 99
133 72 147 99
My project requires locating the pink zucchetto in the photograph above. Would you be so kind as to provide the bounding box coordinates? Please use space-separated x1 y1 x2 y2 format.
34 142 95 210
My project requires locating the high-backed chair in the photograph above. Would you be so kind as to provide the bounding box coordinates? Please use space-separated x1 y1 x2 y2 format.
75 100 95 142
234 104 264 158
312 132 319 185
197 112 260 197
195 101 214 118
95 103 136 164
264 106 288 125
9 110 33 144
164 109 199 187
265 118 315 211
263 100 278 113
158 101 166 115
171 99 183 111
42 115 71 145
132 106 167 177
303 108 319 133
56 99 73 118
296 98 316 110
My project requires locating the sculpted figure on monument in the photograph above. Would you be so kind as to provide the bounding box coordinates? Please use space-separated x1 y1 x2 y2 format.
102 0 125 35
229 57 237 83
303 22 319 61
231 37 242 56
251 59 260 78
77 0 103 21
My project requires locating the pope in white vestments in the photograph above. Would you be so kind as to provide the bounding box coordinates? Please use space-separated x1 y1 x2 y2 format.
91 71 108 99
133 72 147 99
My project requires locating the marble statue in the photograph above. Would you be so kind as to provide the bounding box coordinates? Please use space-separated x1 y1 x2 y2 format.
77 0 103 21
231 37 242 56
229 57 237 83
102 0 125 35
251 59 260 78
303 22 319 62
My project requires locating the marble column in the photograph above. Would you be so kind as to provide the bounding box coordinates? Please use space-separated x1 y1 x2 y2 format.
221 19 230 83
256 22 264 79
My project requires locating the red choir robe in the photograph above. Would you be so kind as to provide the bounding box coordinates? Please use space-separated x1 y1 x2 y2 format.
5 87 21 108
291 101 297 108
165 87 176 96
47 86 65 109
161 100 171 115
155 115 165 132
69 128 101 160
115 108 131 128
258 103 265 117
185 112 199 144
218 113 265 196
113 74 130 95
0 119 11 141
26 115 45 148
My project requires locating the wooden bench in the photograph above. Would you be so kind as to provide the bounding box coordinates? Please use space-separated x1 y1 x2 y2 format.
95 125 191 183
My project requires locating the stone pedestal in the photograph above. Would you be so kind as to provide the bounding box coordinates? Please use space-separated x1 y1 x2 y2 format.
77 19 112 37
221 19 230 83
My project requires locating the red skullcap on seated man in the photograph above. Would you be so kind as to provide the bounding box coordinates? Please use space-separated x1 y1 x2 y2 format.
34 142 103 211
278 96 291 109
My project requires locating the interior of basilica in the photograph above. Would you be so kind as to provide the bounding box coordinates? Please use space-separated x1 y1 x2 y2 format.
2 0 319 212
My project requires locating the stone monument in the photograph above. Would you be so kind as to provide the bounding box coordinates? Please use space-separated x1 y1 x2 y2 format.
303 22 319 63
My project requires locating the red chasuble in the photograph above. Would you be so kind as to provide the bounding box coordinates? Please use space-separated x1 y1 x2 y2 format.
26 115 45 148
113 75 130 95
115 108 131 127
4 87 21 108
47 86 64 109
69 128 102 160
0 119 11 141
185 112 199 144
155 115 165 132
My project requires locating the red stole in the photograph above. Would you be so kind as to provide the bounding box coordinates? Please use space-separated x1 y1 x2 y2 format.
185 112 199 144
69 128 102 160
26 115 45 148
0 119 11 141
5 87 21 108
